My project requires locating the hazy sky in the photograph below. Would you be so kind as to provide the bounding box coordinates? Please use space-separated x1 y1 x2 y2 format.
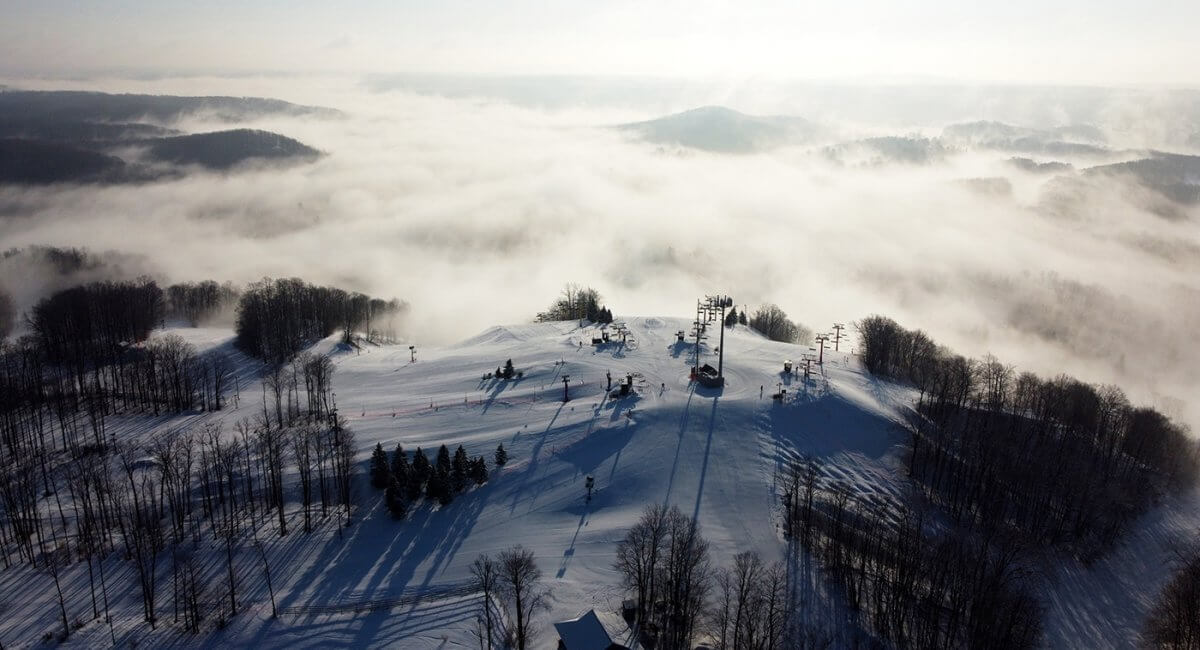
2 0 1198 85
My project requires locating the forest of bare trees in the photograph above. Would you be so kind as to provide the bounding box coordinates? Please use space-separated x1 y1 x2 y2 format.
0 288 13 340
781 457 1042 649
856 314 1198 556
800 314 1200 647
0 275 379 641
1146 548 1200 649
234 277 404 363
749 304 810 344
166 280 240 326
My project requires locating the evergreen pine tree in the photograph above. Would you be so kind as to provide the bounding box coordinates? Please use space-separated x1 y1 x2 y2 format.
370 442 391 489
725 307 738 328
470 457 489 485
738 310 748 326
427 467 453 505
452 445 469 492
409 447 431 501
385 476 407 519
495 443 508 466
391 443 410 493
503 359 515 379
436 444 452 477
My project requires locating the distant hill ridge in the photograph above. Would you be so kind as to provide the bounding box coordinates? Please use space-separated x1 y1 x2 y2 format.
0 90 332 185
619 105 821 153
142 129 321 170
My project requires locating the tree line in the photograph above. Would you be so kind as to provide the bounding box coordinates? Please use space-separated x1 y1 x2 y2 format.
748 304 811 344
234 277 404 363
166 280 240 326
856 314 1199 557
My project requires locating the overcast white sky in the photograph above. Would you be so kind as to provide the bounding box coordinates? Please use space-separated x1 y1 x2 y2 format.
1 0 1197 85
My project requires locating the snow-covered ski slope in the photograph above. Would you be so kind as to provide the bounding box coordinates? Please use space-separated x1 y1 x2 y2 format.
10 317 1197 649
252 316 918 647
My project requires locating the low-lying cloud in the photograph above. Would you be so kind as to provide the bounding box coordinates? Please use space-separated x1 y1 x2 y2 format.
0 75 1196 428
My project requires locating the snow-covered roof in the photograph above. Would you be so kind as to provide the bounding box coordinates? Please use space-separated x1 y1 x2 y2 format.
554 609 615 650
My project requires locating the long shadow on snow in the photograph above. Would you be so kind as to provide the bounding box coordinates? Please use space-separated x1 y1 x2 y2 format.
508 400 566 514
353 484 490 646
766 392 900 463
249 482 489 647
662 385 696 505
691 396 719 524
480 374 519 415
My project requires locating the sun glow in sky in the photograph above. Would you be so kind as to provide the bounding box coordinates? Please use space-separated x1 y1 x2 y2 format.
2 0 1198 84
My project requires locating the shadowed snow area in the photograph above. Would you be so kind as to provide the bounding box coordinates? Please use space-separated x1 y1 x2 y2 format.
4 318 1195 648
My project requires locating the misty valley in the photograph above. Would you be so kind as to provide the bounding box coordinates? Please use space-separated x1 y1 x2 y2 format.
0 78 1198 649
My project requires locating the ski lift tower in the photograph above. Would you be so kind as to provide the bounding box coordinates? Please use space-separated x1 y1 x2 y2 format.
706 294 731 382
832 323 845 351
815 333 831 365
693 294 731 387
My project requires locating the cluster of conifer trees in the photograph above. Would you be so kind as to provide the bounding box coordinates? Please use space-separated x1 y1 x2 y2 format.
370 441 504 518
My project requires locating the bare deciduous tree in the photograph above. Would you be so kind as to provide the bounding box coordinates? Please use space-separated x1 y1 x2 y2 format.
498 545 550 650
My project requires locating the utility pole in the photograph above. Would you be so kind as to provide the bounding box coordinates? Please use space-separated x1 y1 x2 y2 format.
562 374 571 402
832 324 845 351
815 334 830 365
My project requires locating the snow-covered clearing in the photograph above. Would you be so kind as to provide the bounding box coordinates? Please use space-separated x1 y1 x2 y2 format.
2 317 1196 648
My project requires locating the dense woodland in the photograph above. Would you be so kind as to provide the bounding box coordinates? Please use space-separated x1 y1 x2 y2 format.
856 314 1197 555
0 274 405 641
234 277 404 363
747 303 810 344
166 281 240 326
0 288 12 340
1146 548 1200 649
837 314 1200 647
781 457 1042 649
